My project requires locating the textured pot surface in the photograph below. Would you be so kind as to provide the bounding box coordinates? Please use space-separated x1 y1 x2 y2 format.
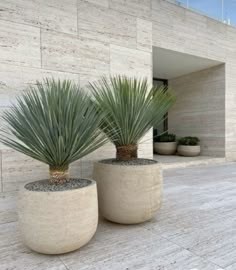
93 162 162 224
18 179 98 255
177 145 201 157
154 142 177 155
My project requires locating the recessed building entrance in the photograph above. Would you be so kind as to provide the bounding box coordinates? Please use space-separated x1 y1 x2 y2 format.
153 47 225 158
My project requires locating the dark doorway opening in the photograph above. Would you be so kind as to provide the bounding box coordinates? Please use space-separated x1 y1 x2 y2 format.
153 78 168 142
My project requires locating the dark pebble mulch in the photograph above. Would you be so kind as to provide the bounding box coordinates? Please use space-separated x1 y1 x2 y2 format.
100 158 157 166
24 178 92 192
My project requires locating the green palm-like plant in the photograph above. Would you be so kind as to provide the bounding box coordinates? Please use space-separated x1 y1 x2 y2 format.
0 79 108 184
90 76 176 161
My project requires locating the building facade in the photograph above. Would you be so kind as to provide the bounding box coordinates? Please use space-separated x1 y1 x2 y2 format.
0 0 235 193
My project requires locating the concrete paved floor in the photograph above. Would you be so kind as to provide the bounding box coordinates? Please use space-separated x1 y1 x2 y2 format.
0 163 236 270
154 154 226 169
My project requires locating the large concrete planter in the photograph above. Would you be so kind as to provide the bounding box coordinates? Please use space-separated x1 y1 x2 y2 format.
154 142 177 155
93 161 162 224
177 145 201 157
18 179 98 255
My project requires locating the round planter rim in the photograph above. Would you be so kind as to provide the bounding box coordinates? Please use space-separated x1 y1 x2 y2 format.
155 142 176 144
20 178 96 194
178 145 200 147
95 159 160 168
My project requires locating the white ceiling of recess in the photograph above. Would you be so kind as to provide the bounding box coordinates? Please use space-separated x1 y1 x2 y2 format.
153 47 223 79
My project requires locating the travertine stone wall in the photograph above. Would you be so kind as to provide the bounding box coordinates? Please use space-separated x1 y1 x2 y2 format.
151 0 236 160
169 65 225 157
0 0 236 192
0 0 153 192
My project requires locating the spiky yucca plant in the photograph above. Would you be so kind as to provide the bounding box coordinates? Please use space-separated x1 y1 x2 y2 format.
90 76 176 161
0 79 108 184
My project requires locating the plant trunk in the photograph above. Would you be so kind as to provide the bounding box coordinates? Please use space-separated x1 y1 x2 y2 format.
49 166 69 184
116 145 138 161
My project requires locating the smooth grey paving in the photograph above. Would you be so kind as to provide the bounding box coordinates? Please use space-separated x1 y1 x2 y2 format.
0 163 236 269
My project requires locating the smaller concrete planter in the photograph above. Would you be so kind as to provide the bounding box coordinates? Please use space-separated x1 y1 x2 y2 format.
18 179 98 255
177 145 201 157
93 160 162 224
154 142 177 155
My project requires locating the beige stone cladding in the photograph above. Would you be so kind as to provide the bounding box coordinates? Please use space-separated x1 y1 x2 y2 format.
0 0 236 193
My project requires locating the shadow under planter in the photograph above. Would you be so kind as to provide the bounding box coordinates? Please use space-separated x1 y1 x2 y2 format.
93 159 162 225
18 179 98 255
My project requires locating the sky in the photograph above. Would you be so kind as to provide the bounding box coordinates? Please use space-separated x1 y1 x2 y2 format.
177 0 236 25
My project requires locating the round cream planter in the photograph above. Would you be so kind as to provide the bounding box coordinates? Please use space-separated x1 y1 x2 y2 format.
177 145 201 157
154 142 177 155
18 180 98 255
93 161 162 224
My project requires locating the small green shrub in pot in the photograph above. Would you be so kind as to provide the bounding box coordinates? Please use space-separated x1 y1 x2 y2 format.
157 133 176 142
154 133 177 155
178 136 200 156
178 136 200 146
0 79 108 254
